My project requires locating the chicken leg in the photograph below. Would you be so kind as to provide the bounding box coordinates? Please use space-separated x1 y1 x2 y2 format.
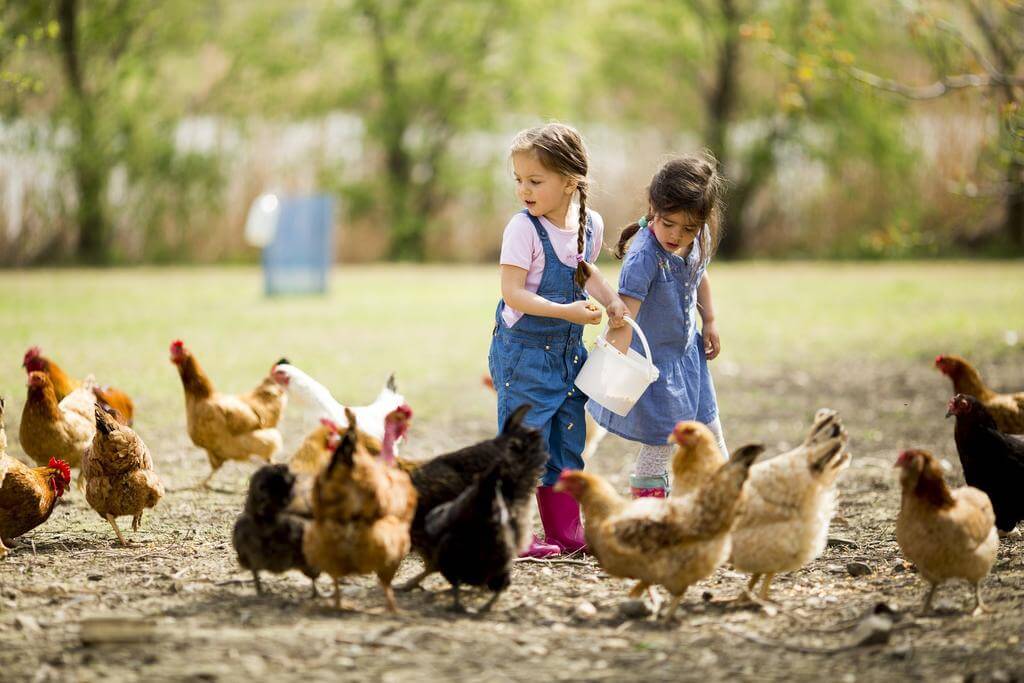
662 591 686 621
252 570 263 595
106 514 129 547
971 583 989 617
309 578 319 598
449 583 466 613
921 582 937 613
380 577 399 614
132 513 143 532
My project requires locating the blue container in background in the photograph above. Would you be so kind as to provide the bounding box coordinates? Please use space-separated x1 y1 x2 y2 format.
261 195 335 296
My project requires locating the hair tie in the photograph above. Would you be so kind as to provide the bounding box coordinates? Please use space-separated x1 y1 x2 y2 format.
574 252 585 264
638 216 648 229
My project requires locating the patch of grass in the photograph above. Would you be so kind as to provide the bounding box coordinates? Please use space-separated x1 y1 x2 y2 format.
1 262 1020 426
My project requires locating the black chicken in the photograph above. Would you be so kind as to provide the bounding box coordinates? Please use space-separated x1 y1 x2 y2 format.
232 464 320 596
399 404 547 594
948 393 1024 533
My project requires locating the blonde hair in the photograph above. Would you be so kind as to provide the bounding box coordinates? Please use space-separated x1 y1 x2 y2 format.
510 123 591 290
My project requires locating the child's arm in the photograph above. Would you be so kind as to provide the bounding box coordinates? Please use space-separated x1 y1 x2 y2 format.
501 265 602 325
605 295 642 354
583 264 627 328
697 272 721 360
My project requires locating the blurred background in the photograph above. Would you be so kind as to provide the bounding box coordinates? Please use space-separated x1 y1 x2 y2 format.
0 0 1020 266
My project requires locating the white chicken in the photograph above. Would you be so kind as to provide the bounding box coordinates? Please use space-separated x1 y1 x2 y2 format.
729 409 850 600
272 364 408 453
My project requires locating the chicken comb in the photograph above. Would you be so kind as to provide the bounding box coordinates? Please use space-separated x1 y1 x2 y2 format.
390 404 413 421
170 339 184 350
934 355 945 364
319 418 341 433
22 346 42 365
48 457 72 483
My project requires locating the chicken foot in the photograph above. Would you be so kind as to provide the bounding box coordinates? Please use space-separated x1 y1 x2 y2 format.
380 577 399 614
106 514 129 547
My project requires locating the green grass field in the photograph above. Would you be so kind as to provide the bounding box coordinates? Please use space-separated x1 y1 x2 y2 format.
2 262 1020 424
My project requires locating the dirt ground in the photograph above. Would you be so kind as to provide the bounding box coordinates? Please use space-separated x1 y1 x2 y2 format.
1 358 1023 683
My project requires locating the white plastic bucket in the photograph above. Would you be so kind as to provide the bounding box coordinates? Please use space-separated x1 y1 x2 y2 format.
575 317 659 416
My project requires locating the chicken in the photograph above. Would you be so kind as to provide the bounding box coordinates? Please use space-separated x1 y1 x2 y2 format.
169 340 285 488
947 393 1024 533
483 372 606 459
418 432 547 612
667 421 727 498
302 409 417 611
399 403 546 591
19 371 96 477
935 354 1024 434
272 363 406 452
895 448 997 614
0 455 72 557
23 346 135 426
233 464 320 596
728 409 850 600
555 444 764 619
83 406 165 546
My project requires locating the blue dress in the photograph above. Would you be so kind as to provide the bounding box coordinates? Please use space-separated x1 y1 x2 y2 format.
587 226 719 445
488 211 593 486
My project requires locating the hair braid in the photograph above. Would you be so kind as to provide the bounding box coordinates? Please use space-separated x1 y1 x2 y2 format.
574 182 592 290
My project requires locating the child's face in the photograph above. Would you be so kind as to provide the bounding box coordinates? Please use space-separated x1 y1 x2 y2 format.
512 151 575 223
650 210 703 254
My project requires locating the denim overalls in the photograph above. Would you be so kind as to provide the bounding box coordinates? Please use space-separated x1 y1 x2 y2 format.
488 210 592 486
588 225 719 445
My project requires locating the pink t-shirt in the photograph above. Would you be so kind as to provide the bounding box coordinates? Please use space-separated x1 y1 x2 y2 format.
499 208 605 328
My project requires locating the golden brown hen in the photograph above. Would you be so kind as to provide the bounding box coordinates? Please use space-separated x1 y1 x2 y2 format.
302 410 416 612
169 340 285 488
22 346 135 426
19 372 96 481
895 448 998 615
935 354 1024 434
84 406 165 546
555 444 763 620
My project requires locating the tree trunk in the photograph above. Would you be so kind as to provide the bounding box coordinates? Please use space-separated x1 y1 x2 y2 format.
57 0 110 264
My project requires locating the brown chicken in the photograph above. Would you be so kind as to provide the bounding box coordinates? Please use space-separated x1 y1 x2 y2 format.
668 421 727 498
19 371 96 480
935 354 1024 434
23 346 135 426
302 410 416 612
895 448 998 615
169 340 285 488
0 445 72 557
555 444 763 619
84 406 165 546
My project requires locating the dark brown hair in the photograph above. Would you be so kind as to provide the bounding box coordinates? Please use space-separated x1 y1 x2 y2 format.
510 123 591 289
615 151 726 272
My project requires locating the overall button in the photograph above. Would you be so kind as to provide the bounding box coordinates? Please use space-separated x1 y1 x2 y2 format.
505 382 510 387
545 345 550 351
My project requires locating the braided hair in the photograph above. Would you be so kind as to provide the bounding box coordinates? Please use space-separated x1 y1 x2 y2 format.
510 123 592 290
615 151 726 273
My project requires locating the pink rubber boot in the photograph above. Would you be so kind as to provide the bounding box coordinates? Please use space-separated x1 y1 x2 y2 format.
537 485 587 554
520 533 561 559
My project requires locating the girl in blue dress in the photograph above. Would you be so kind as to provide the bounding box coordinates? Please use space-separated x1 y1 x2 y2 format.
588 153 728 498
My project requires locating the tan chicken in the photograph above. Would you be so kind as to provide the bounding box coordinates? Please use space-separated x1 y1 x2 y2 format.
668 421 727 498
302 410 416 612
1 425 72 557
555 444 763 620
169 340 285 488
728 409 850 600
895 448 998 615
22 346 135 426
19 371 96 481
935 354 1024 434
84 406 165 546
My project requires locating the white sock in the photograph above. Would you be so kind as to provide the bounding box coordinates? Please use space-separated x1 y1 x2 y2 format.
633 443 674 478
707 416 728 458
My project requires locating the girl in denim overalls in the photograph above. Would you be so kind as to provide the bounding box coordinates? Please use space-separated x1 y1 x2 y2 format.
589 154 729 499
488 124 627 557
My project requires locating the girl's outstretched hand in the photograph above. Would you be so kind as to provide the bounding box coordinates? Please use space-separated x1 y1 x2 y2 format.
565 300 603 325
605 298 628 329
703 319 721 360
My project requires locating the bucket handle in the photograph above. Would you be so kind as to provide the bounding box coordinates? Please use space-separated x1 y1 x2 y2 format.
604 316 656 376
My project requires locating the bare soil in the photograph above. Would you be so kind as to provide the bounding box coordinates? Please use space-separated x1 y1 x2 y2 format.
2 359 1023 682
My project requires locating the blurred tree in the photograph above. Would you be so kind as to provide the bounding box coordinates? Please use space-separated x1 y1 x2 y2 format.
312 0 543 260
0 0 223 264
812 0 1023 250
589 0 916 257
